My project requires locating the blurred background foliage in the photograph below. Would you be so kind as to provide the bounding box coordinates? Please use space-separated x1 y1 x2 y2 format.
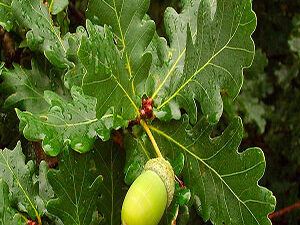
0 0 299 224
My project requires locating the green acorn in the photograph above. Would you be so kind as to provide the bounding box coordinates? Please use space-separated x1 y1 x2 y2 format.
121 157 175 225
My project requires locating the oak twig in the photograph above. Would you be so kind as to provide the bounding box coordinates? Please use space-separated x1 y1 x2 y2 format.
140 120 163 158
269 201 300 219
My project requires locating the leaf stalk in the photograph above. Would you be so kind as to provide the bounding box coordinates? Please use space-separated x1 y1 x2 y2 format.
19 213 28 222
49 0 54 13
140 120 163 158
37 215 42 225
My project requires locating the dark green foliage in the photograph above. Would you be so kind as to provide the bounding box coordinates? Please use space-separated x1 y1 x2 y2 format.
0 0 298 224
149 1 300 224
0 179 25 224
47 148 103 225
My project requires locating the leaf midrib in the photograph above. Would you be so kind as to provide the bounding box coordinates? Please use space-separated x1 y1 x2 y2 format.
153 3 254 111
151 31 197 100
149 125 262 224
157 19 245 110
82 40 140 115
104 0 136 92
0 150 40 221
20 0 66 53
19 111 98 128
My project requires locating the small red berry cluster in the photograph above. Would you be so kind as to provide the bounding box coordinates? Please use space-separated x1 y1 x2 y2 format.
27 220 37 225
139 98 154 120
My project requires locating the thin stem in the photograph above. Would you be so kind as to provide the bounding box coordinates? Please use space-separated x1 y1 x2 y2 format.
49 0 53 13
269 201 300 219
37 215 42 225
140 120 163 158
18 213 28 222
0 2 11 8
18 212 42 225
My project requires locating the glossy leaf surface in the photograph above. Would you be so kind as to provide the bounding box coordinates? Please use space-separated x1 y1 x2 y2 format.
86 0 155 95
0 179 24 224
81 21 140 120
148 0 200 95
147 116 276 224
17 86 126 156
151 0 256 124
11 0 72 68
0 142 45 222
47 148 102 225
93 140 127 225
0 59 66 114
0 1 278 225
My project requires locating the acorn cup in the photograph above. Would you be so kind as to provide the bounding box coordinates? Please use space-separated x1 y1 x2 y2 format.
121 157 175 225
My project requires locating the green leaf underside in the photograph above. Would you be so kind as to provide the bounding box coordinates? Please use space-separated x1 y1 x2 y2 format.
86 0 155 96
147 116 275 225
0 142 44 221
93 141 127 225
16 86 126 156
0 179 24 225
151 0 256 124
81 21 140 120
0 0 14 31
47 149 102 225
11 0 71 68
